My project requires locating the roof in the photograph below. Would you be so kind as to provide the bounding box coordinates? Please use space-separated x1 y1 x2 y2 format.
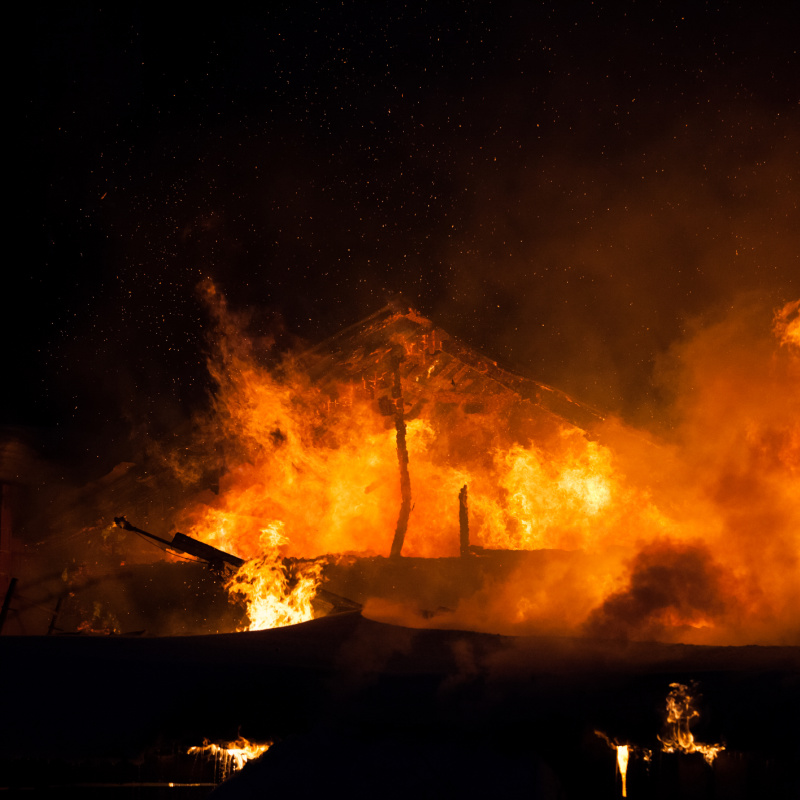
299 301 605 433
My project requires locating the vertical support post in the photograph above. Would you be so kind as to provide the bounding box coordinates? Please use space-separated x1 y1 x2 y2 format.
390 346 412 558
47 595 64 636
0 577 17 635
0 482 13 598
459 485 469 556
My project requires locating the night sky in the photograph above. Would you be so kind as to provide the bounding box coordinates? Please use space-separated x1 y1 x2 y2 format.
8 3 799 471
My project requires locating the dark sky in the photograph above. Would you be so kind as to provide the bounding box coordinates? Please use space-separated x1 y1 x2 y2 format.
8 2 799 468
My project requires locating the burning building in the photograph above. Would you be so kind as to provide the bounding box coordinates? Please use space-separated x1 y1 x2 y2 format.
2 296 799 798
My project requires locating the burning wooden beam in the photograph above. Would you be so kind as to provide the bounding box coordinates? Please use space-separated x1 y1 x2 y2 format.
115 517 363 621
114 516 245 570
389 345 412 558
459 485 469 557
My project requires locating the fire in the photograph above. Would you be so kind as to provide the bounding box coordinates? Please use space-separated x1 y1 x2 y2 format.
658 683 724 764
170 289 800 642
773 298 800 349
225 533 323 630
595 731 651 798
596 680 722 796
188 736 270 779
616 745 629 798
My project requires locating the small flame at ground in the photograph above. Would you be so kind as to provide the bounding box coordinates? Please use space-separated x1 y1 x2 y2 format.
595 731 651 798
616 744 629 797
659 682 724 764
225 537 324 630
188 736 271 780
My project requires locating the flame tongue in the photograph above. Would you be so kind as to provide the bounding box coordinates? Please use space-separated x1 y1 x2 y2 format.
616 745 629 797
659 683 724 764
225 525 324 630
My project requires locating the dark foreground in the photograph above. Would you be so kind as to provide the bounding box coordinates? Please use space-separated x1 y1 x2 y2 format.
2 613 798 798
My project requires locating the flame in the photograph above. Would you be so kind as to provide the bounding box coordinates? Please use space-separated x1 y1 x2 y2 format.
188 736 270 779
226 549 323 631
169 291 800 642
595 731 651 798
616 744 629 798
773 299 800 349
658 683 724 764
218 521 323 630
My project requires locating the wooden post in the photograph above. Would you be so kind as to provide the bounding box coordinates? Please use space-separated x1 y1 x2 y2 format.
459 485 469 556
0 483 14 599
389 346 412 558
0 577 17 635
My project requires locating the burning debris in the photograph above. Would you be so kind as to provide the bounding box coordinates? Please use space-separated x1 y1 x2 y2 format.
188 736 271 781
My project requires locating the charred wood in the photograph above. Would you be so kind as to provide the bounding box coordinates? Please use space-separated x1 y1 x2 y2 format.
459 485 469 557
389 346 412 558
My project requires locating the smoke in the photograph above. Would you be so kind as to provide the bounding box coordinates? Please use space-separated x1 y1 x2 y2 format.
361 297 800 645
580 296 800 644
583 541 731 642
428 103 799 424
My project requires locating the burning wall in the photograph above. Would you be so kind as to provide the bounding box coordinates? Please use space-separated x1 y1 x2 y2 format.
169 288 799 645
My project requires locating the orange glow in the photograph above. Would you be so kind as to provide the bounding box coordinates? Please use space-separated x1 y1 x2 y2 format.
774 299 800 349
174 289 800 642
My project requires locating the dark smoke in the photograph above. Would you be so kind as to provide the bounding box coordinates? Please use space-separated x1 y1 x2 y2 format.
583 541 733 642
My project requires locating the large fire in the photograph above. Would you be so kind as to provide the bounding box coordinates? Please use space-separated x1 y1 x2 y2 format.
174 288 799 643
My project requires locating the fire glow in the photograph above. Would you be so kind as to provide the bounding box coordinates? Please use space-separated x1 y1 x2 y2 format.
174 290 800 643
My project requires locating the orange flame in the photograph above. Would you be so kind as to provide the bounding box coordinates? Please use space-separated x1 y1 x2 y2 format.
188 736 270 779
616 744 629 798
658 683 724 764
773 299 800 349
595 731 651 798
225 524 323 630
172 292 800 641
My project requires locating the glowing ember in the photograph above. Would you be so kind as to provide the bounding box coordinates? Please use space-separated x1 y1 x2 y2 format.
188 736 271 780
658 682 724 764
